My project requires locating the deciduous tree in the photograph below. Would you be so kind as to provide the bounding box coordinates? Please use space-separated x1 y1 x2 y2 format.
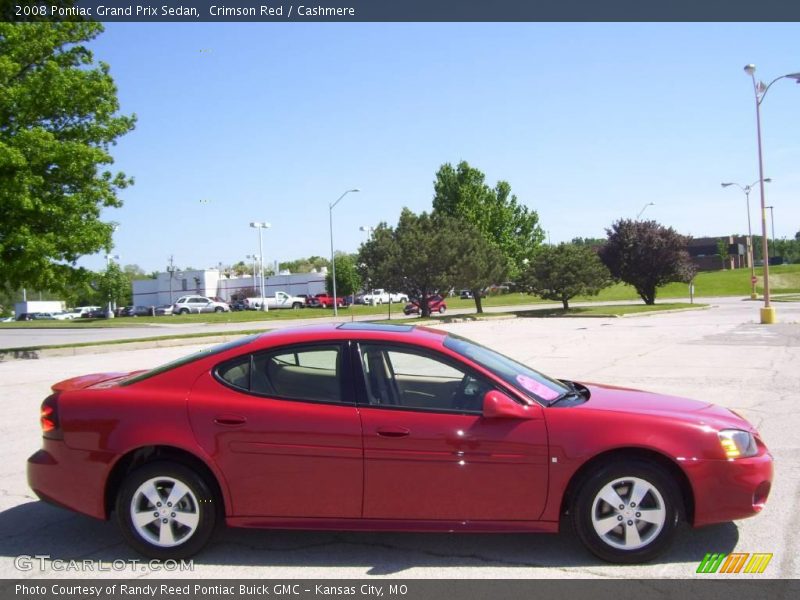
432 161 544 310
325 253 361 298
521 243 611 310
599 220 695 305
0 22 135 293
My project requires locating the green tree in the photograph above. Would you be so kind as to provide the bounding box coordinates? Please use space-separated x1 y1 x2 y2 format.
716 238 729 270
0 22 135 293
325 253 361 298
432 161 544 310
599 219 696 305
358 209 501 317
521 243 611 310
282 255 330 274
96 262 131 309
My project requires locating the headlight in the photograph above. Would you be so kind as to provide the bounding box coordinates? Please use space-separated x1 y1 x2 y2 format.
718 429 758 459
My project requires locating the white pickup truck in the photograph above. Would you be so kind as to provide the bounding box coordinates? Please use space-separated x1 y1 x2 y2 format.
362 289 409 305
245 291 306 310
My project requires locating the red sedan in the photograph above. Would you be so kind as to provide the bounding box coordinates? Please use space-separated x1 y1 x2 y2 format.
404 294 447 315
28 323 772 562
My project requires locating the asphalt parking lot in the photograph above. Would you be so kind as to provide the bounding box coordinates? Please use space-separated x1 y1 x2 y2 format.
0 298 798 579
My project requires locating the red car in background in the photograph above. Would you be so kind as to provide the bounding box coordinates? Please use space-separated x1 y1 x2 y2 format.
27 324 772 562
309 293 347 308
403 294 447 315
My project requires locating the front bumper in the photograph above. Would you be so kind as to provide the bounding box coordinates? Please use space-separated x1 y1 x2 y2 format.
683 451 773 527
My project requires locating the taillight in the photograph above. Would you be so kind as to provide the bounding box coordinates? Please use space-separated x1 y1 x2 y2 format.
40 394 63 440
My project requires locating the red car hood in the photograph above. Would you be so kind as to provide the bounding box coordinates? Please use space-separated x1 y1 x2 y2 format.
51 371 146 392
581 382 754 432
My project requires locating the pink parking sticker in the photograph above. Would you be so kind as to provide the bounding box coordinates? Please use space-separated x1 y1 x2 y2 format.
516 374 560 401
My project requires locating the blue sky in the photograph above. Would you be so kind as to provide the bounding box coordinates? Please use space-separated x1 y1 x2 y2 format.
83 23 800 272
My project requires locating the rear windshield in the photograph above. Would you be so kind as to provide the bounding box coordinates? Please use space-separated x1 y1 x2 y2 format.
443 333 568 404
119 334 260 386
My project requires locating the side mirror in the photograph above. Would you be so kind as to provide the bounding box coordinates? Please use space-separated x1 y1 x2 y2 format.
483 390 537 419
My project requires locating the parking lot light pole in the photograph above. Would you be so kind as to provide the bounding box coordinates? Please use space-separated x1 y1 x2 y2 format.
250 222 271 311
743 64 800 323
721 178 770 300
104 254 120 318
765 206 776 259
329 189 360 317
636 202 655 219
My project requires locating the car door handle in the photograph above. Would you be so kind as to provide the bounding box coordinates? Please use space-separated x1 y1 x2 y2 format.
376 427 410 438
214 415 247 426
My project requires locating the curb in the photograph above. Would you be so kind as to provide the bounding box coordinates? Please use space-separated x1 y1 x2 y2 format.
0 333 249 362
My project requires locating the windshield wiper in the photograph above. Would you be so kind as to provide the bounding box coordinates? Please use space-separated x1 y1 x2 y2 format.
549 380 586 406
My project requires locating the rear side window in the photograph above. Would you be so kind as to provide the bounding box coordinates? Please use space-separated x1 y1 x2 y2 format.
217 355 251 390
216 344 345 405
120 335 259 386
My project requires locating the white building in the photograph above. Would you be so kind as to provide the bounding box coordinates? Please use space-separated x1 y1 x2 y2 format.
132 269 327 307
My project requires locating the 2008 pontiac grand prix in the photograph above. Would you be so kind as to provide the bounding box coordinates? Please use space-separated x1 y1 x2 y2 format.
28 323 773 563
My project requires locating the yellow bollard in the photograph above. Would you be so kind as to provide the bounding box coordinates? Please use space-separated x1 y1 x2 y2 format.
760 307 777 324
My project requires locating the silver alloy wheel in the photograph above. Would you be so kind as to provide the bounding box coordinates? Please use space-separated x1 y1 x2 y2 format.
590 476 666 551
130 476 200 548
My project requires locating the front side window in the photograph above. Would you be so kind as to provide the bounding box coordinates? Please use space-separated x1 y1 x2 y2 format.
359 344 489 413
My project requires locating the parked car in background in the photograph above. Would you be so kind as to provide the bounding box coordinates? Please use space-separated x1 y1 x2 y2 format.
404 294 447 315
229 300 247 312
27 324 773 562
244 292 306 310
16 313 33 321
81 308 108 319
120 306 153 317
310 293 347 308
459 289 474 299
172 296 230 315
155 305 174 316
362 289 409 305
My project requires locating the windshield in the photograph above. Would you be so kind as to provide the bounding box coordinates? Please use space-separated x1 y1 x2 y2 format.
119 334 260 386
443 333 569 405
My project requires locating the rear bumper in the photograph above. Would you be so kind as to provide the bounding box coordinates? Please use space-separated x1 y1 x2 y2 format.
27 440 114 520
683 452 773 527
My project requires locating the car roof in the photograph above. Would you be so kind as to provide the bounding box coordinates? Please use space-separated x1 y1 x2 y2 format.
247 322 448 350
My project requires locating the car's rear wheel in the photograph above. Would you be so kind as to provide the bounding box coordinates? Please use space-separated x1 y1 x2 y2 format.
179 308 189 315
214 306 224 313
292 302 302 310
116 462 217 559
438 306 446 314
571 460 680 563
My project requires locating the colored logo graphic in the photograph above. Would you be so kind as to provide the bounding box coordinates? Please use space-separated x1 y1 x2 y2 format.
696 552 773 574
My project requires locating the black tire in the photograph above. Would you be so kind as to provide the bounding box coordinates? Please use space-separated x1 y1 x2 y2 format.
179 308 189 315
438 306 446 314
116 461 218 560
571 460 681 563
214 306 224 313
292 302 302 310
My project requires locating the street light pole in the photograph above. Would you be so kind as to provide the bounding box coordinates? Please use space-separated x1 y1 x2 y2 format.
250 222 271 311
743 64 800 324
721 178 770 300
637 202 655 219
765 205 776 259
329 189 360 317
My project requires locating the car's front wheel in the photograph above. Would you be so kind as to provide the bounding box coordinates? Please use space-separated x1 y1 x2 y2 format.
571 460 680 563
116 462 217 559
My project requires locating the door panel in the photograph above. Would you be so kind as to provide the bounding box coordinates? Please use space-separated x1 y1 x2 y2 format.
189 345 363 518
360 408 548 520
357 343 549 521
